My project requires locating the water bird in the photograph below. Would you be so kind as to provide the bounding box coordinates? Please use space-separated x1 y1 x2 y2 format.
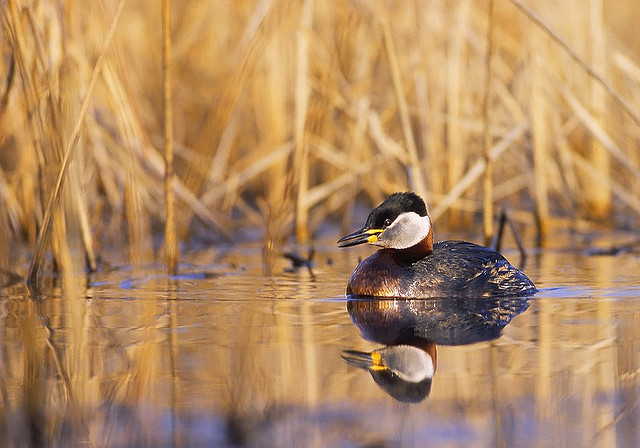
337 192 537 298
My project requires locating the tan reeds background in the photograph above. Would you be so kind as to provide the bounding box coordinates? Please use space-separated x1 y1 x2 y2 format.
1 0 640 273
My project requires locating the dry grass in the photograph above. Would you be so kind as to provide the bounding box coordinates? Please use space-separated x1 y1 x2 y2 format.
1 0 640 276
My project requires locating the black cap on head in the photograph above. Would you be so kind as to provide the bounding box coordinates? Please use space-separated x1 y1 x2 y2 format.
365 192 427 229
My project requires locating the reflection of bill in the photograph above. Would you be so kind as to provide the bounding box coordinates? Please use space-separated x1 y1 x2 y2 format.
342 296 530 403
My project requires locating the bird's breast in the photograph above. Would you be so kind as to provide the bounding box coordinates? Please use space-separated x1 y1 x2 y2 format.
346 251 413 297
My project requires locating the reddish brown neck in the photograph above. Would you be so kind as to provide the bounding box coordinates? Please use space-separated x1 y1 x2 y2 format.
412 340 437 371
386 222 433 264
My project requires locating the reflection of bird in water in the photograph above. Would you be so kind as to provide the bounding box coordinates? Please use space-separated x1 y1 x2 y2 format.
338 192 537 298
342 295 530 403
348 296 530 346
342 342 436 404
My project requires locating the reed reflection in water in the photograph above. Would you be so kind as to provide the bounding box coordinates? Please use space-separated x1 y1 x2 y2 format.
0 243 639 446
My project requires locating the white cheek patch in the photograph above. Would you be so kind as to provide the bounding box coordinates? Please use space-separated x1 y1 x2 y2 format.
376 212 431 249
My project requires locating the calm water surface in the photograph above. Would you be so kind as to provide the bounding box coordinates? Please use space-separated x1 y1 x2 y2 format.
1 234 640 447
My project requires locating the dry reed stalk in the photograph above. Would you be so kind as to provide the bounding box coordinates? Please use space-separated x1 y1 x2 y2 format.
183 0 290 235
0 209 9 269
493 77 525 123
414 72 436 186
21 8 80 280
126 140 231 236
201 141 294 206
72 183 97 272
0 167 22 233
528 30 550 245
1 4 43 148
26 0 127 289
492 174 528 202
553 118 582 211
99 60 154 262
0 46 14 111
614 52 640 85
567 148 640 215
430 121 528 222
446 0 470 227
162 0 178 275
2 2 49 240
86 127 123 212
58 55 98 274
19 155 40 246
100 48 230 239
416 0 446 201
293 0 314 244
320 82 367 231
553 73 640 183
482 0 496 246
345 97 370 228
613 54 640 205
305 161 372 210
261 32 294 274
124 176 154 264
311 136 360 173
507 0 640 130
367 111 410 165
206 110 240 186
380 20 427 200
586 0 611 219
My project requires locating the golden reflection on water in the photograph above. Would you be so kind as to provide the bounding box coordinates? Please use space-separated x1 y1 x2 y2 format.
0 241 639 447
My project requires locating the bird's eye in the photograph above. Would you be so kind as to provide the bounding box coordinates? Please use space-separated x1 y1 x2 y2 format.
383 219 392 228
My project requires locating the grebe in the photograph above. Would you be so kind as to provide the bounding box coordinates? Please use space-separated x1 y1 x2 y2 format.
337 192 537 298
